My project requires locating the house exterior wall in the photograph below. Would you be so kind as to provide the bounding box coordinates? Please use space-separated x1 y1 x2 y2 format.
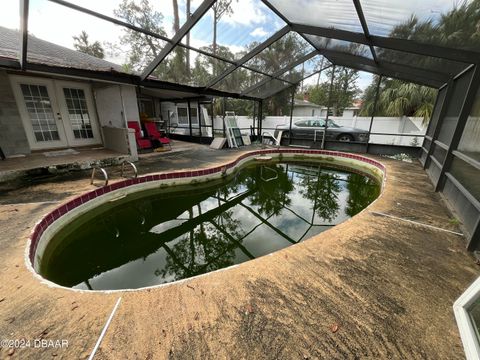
0 70 30 157
293 106 321 117
93 84 140 128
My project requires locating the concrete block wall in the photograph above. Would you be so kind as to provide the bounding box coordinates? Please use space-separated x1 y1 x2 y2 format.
0 70 30 156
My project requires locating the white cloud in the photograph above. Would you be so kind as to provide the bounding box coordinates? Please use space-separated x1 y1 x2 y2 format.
250 27 268 37
221 0 267 27
0 0 20 30
222 43 245 55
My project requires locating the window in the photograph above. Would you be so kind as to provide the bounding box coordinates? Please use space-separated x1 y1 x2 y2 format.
177 107 188 126
458 86 480 163
454 277 480 360
20 84 60 142
190 107 198 126
295 120 308 127
63 88 93 139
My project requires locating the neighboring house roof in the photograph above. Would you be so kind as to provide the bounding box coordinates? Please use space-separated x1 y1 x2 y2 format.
294 99 322 108
0 26 125 74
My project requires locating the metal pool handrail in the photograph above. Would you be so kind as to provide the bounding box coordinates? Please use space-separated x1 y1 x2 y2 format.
121 161 138 179
91 167 109 187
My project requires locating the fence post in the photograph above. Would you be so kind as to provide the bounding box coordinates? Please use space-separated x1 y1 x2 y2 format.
366 75 382 153
187 100 193 137
288 88 295 146
322 65 336 149
258 99 263 141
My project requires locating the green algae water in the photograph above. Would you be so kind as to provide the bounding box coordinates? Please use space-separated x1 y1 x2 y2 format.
40 162 380 290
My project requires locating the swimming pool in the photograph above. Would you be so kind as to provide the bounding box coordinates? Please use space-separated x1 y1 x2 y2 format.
28 149 386 291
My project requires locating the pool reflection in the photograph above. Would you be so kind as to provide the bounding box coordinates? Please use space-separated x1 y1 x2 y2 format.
40 162 380 290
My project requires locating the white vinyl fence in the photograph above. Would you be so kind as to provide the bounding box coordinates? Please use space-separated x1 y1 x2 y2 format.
213 115 427 147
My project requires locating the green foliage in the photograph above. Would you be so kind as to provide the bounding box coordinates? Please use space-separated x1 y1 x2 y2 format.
345 173 380 217
307 82 330 107
392 0 480 52
246 33 309 74
360 1 480 123
360 78 436 124
73 31 104 59
114 0 167 71
300 66 360 116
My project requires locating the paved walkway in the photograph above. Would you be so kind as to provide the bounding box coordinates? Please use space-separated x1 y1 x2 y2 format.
0 146 478 359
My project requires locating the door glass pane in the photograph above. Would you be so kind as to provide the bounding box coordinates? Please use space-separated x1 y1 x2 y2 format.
450 156 480 202
437 69 474 146
468 297 480 343
62 88 94 139
20 84 60 142
190 108 198 125
458 85 480 162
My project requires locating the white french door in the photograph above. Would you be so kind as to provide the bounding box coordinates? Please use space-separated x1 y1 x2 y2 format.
10 76 102 150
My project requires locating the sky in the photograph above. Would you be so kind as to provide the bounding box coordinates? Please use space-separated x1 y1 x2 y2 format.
0 0 464 93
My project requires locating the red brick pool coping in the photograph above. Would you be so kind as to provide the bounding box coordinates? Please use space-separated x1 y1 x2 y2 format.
28 149 386 266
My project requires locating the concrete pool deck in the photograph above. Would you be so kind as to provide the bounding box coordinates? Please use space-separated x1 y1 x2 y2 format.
0 145 478 359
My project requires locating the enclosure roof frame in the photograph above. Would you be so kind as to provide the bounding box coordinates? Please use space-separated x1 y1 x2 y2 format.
12 0 480 100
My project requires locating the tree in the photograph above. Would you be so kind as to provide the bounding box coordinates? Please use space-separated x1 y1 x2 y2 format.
297 166 341 222
186 0 191 75
114 0 167 71
360 77 436 124
301 66 360 116
360 0 480 122
171 0 191 76
345 173 380 217
73 31 104 58
172 0 179 33
212 1 235 57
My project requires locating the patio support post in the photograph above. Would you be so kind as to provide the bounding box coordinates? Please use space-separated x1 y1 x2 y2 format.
366 75 382 153
19 0 29 70
211 101 215 137
469 217 480 251
288 87 295 146
222 98 226 138
322 65 336 149
187 100 193 137
252 101 256 137
258 100 263 141
423 80 454 169
436 66 480 193
197 101 202 141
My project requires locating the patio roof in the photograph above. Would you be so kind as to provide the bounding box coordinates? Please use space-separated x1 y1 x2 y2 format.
2 0 479 100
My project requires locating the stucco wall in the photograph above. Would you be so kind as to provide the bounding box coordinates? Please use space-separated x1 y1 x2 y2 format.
0 70 30 157
93 84 140 128
293 106 321 117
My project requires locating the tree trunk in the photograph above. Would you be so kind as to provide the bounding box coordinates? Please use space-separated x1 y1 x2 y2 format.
172 0 180 33
316 56 325 86
213 7 218 56
186 0 191 76
213 7 218 75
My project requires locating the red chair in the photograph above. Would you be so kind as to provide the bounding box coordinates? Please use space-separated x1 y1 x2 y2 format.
127 121 152 150
144 122 171 149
